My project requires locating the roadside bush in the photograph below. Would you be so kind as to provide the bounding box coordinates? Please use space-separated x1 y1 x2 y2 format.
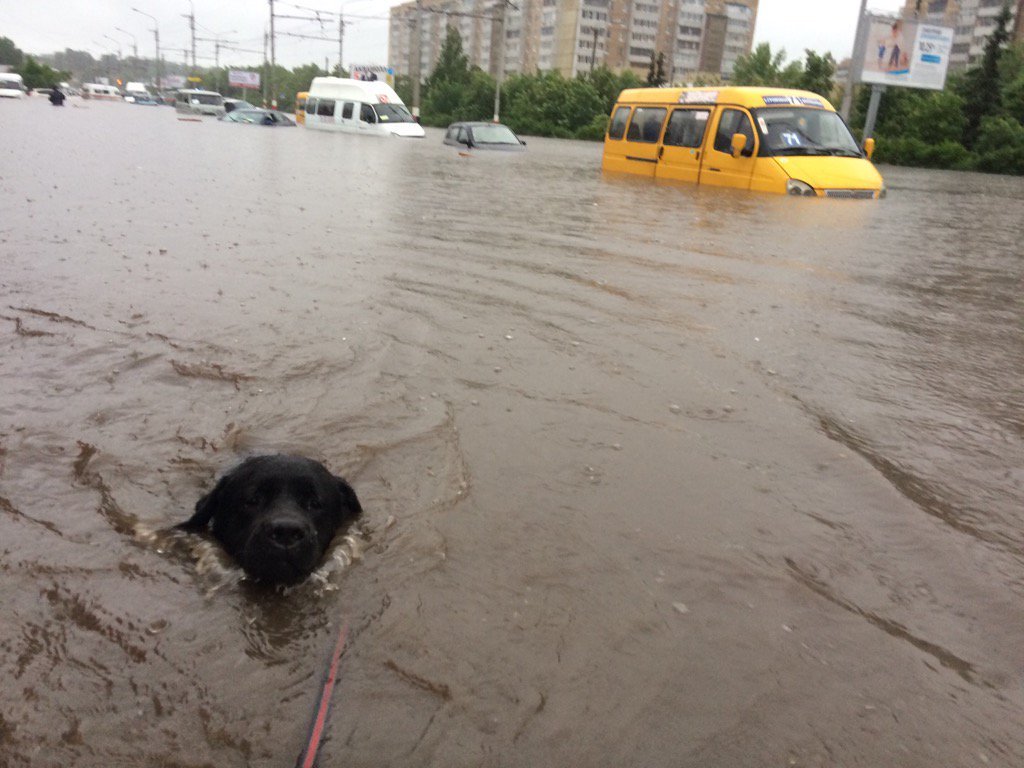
973 115 1024 174
575 113 610 141
874 136 974 170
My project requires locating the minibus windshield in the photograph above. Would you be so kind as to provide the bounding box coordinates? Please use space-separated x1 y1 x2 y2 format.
753 108 862 157
374 103 416 123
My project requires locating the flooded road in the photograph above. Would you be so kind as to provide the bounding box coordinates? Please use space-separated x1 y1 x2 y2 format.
1 96 1023 767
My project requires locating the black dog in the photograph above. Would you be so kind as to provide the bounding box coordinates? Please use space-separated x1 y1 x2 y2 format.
178 455 362 585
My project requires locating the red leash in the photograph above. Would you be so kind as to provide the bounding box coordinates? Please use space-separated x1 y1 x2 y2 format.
296 620 350 768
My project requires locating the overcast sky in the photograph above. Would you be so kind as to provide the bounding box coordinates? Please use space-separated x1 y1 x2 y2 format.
4 0 907 70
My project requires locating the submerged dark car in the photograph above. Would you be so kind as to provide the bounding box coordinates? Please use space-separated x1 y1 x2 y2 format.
219 108 295 126
443 122 526 150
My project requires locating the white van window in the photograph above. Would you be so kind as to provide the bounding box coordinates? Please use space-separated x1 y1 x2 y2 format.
317 99 335 117
360 103 376 123
342 102 354 119
375 103 415 123
305 98 316 114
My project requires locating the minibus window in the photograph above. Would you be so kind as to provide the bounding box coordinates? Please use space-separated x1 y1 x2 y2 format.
317 99 335 117
360 103 377 123
342 102 354 119
664 109 710 148
305 99 316 114
713 109 754 156
626 107 667 143
608 106 631 140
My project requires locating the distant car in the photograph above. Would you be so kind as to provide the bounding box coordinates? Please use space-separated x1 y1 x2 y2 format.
131 94 159 106
443 121 526 150
223 98 255 114
219 108 295 126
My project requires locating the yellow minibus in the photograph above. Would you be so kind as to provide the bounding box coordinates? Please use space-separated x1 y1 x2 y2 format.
602 87 884 198
296 91 308 125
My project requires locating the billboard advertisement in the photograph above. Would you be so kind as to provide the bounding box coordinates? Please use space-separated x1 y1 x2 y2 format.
858 15 953 91
229 70 261 89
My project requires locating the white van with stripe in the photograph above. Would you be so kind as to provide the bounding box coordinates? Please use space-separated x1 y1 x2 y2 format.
304 77 424 138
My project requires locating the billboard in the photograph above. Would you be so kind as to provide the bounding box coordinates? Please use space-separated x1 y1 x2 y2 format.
350 64 394 86
857 15 953 91
229 70 261 89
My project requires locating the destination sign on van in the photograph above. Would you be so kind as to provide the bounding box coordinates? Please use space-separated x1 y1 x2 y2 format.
679 90 717 104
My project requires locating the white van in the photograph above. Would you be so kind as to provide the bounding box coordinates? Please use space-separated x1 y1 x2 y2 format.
82 83 122 100
304 77 424 138
175 89 226 117
123 81 151 102
0 72 27 99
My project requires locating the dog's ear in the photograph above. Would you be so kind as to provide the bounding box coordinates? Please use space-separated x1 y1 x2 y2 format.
335 476 363 521
177 474 228 531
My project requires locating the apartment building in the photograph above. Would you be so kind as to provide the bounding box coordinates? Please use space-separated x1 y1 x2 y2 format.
388 0 759 82
901 0 1024 69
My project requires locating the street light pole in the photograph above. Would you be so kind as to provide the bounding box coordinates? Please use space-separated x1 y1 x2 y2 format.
184 1 197 68
103 35 123 60
115 27 138 58
411 0 422 119
268 0 277 106
132 7 162 89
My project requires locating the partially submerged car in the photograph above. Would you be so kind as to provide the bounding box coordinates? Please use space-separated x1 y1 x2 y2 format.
219 108 295 126
223 98 255 114
443 122 526 150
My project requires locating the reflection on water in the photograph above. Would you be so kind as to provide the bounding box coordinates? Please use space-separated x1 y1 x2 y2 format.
1 98 1023 767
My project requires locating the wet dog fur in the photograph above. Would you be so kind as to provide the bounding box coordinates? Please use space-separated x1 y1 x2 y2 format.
178 455 362 585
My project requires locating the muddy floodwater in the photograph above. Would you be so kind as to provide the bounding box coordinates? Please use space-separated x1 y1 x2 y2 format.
2 96 1023 767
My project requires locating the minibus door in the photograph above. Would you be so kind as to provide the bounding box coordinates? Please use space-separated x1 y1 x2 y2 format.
655 107 711 184
621 106 668 177
699 107 758 190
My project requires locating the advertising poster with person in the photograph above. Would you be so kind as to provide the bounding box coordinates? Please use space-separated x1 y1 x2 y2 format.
858 14 953 91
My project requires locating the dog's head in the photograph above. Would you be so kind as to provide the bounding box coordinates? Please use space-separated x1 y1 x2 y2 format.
178 455 362 585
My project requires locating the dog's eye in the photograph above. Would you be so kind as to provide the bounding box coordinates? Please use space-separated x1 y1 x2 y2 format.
305 497 323 512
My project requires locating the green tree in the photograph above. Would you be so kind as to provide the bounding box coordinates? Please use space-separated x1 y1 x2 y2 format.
579 66 642 113
961 1 1013 148
16 56 69 89
973 115 1024 174
797 50 835 97
0 36 23 67
730 42 801 87
645 52 667 86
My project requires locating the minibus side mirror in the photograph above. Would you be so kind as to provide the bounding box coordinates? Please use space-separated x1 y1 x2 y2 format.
863 137 876 159
730 132 747 158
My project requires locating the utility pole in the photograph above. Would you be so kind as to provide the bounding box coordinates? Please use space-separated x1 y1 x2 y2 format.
132 7 161 89
492 1 516 122
268 0 277 106
184 1 197 68
841 0 869 121
411 0 422 119
590 25 598 74
116 27 138 59
339 12 345 74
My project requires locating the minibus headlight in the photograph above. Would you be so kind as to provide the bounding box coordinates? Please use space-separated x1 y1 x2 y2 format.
786 180 816 196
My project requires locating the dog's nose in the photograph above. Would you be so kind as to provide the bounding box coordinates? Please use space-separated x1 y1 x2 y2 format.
266 520 309 549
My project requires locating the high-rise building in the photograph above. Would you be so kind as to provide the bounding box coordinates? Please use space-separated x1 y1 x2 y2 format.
388 0 759 82
900 0 1024 69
